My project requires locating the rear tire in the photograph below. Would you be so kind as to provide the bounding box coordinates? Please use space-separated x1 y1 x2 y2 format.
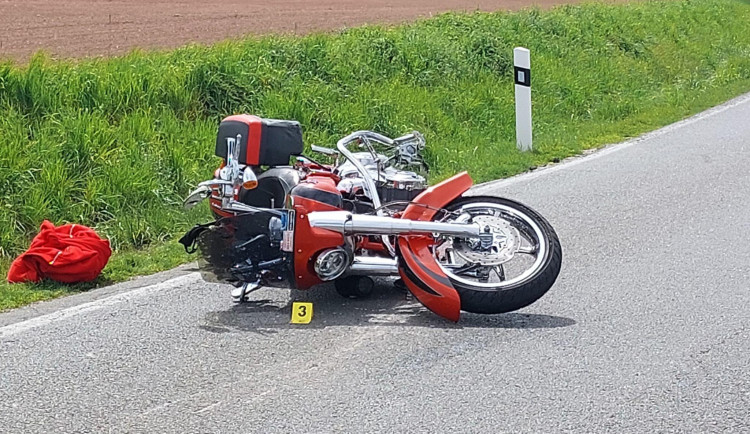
435 196 562 314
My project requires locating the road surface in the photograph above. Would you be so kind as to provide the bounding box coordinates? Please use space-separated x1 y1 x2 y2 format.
1 93 749 432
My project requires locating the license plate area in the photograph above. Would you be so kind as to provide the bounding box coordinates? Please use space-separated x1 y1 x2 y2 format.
280 210 295 252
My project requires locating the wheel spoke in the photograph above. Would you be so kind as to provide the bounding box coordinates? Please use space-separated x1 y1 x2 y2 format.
445 247 457 265
493 265 506 281
433 201 549 289
448 262 481 275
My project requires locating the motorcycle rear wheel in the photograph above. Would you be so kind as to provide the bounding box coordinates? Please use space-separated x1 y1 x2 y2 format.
433 196 562 314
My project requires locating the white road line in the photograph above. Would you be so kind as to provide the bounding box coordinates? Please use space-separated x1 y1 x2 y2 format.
471 91 750 194
0 273 199 339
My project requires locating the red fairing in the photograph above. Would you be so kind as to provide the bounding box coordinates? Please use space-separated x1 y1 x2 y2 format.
398 237 461 322
401 171 473 220
398 171 473 321
292 196 345 290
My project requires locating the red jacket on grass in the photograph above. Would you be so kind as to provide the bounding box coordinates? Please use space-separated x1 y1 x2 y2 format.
7 220 111 284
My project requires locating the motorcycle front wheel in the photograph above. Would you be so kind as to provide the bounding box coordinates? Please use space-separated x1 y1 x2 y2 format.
432 196 562 314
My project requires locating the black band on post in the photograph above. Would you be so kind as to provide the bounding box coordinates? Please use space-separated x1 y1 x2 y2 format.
514 66 531 87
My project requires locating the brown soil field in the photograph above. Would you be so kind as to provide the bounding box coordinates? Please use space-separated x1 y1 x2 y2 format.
1 0 598 62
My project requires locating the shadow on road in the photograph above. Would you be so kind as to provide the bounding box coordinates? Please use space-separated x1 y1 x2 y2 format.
201 279 575 334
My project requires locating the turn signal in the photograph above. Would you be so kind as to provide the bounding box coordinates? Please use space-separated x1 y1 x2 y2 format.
242 168 258 190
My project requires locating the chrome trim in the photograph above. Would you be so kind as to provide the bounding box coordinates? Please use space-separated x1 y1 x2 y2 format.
198 179 233 187
231 280 261 303
307 211 480 238
305 211 352 231
314 248 350 281
224 200 284 216
347 256 399 276
335 131 401 257
311 144 339 155
183 185 211 210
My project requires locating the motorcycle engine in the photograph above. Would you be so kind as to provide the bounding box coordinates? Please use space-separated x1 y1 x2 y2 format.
336 152 427 206
377 170 427 203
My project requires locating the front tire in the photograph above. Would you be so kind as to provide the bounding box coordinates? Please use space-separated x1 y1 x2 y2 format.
433 196 562 314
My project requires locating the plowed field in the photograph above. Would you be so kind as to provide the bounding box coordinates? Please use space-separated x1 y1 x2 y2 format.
0 0 596 61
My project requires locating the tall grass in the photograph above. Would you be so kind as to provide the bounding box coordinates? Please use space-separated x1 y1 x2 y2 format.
1 0 750 308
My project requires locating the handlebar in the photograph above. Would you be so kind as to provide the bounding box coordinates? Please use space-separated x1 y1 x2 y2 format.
336 131 395 150
333 130 426 211
332 130 425 258
335 131 393 210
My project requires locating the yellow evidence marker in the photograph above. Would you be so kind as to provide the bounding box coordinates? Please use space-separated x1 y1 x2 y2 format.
291 302 313 324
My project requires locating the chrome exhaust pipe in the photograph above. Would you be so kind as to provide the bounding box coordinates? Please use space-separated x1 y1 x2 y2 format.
347 256 399 276
307 211 480 238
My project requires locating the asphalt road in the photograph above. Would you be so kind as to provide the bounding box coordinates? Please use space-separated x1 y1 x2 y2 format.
2 94 750 433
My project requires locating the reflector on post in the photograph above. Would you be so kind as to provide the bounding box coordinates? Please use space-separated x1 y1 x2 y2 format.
514 47 532 152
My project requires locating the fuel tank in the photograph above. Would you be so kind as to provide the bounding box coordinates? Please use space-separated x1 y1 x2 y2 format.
290 175 343 209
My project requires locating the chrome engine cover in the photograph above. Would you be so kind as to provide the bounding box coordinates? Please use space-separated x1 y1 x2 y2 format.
383 170 426 191
335 152 426 203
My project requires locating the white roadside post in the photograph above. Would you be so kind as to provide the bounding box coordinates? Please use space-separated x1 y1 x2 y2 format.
514 47 532 152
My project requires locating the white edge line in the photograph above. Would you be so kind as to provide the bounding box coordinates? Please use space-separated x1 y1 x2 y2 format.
0 273 199 339
471 91 750 194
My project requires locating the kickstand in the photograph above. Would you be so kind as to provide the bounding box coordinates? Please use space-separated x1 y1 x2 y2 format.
231 281 262 303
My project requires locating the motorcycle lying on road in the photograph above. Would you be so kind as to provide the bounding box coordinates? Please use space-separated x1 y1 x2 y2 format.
179 115 562 321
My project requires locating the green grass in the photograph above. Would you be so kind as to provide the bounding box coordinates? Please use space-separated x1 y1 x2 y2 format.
2 0 750 310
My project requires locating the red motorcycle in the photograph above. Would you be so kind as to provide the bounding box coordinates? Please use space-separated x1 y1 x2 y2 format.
180 115 562 321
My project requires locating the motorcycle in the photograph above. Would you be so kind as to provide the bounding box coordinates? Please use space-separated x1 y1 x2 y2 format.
179 115 562 321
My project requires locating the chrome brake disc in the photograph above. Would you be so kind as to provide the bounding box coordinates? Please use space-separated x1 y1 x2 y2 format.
452 215 520 266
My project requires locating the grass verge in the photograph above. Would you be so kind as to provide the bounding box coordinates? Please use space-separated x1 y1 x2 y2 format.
2 0 750 310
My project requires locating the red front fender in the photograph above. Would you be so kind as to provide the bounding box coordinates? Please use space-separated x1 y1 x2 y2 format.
398 172 473 322
401 172 473 221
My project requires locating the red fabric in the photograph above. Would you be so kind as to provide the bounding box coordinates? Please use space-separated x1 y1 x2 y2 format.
7 221 111 284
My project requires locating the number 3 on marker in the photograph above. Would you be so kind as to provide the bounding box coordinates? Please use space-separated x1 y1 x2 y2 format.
291 302 313 324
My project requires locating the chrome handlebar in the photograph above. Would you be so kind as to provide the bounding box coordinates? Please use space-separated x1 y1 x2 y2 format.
336 131 394 210
334 130 426 209
335 130 425 258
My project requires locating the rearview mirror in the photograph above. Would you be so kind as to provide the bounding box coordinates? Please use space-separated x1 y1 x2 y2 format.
183 185 211 210
310 144 339 155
